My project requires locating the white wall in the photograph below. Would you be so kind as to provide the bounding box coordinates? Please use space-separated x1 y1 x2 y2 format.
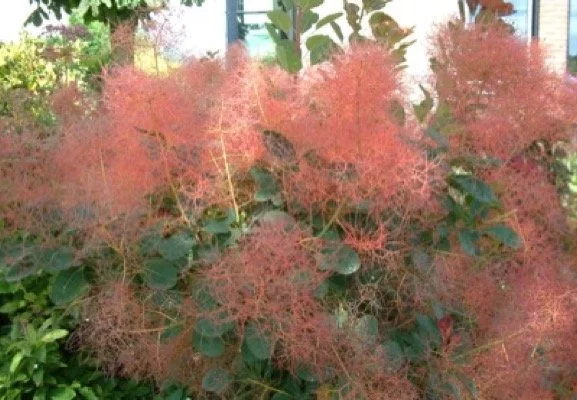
300 0 458 81
171 0 459 82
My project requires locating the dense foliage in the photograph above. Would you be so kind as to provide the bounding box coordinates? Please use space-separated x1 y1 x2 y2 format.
2 7 577 400
0 20 109 136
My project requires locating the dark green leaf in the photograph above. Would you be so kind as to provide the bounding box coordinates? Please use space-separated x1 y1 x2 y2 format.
458 229 479 256
194 318 235 338
485 224 521 249
362 0 391 11
37 247 76 273
202 209 236 234
49 268 89 305
157 232 194 262
142 258 179 290
192 332 225 358
330 21 344 42
453 371 479 399
354 315 378 344
271 393 292 400
244 322 273 360
5 255 39 282
192 282 218 311
382 340 405 372
451 175 497 204
318 244 361 275
160 324 184 343
251 166 281 203
163 386 186 400
415 314 442 348
296 364 317 382
413 84 433 123
202 367 231 394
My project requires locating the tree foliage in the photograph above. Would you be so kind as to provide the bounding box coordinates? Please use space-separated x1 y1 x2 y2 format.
26 0 204 27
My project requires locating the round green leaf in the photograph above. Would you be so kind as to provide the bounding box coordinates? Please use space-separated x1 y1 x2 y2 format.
157 232 194 262
251 167 280 203
142 258 178 290
296 364 317 382
192 282 219 311
202 209 236 234
194 318 235 338
160 324 184 344
5 254 39 282
318 244 361 275
306 34 336 65
192 331 225 358
37 247 76 273
201 367 231 394
415 314 442 348
382 340 405 372
49 268 89 305
244 322 273 360
354 315 379 344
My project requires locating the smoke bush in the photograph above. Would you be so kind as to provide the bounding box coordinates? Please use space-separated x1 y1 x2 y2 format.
2 19 577 399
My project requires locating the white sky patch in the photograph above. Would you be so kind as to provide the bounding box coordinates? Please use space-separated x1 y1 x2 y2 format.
0 1 67 43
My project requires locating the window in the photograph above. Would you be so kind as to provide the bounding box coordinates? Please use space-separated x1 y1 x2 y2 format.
570 0 577 74
502 0 533 39
227 0 278 57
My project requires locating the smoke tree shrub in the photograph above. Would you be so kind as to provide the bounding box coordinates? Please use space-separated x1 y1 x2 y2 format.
1 16 577 400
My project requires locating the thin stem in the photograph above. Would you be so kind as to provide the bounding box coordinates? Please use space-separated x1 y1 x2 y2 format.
452 328 527 361
216 105 240 222
331 345 369 399
239 379 289 396
302 201 347 244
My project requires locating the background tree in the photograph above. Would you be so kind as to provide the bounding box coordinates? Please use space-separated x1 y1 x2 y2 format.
25 0 204 64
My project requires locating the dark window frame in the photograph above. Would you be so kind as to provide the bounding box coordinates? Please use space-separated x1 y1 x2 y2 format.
226 0 287 45
569 0 577 74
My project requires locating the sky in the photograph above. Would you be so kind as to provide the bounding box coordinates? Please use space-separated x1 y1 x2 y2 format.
0 1 59 42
